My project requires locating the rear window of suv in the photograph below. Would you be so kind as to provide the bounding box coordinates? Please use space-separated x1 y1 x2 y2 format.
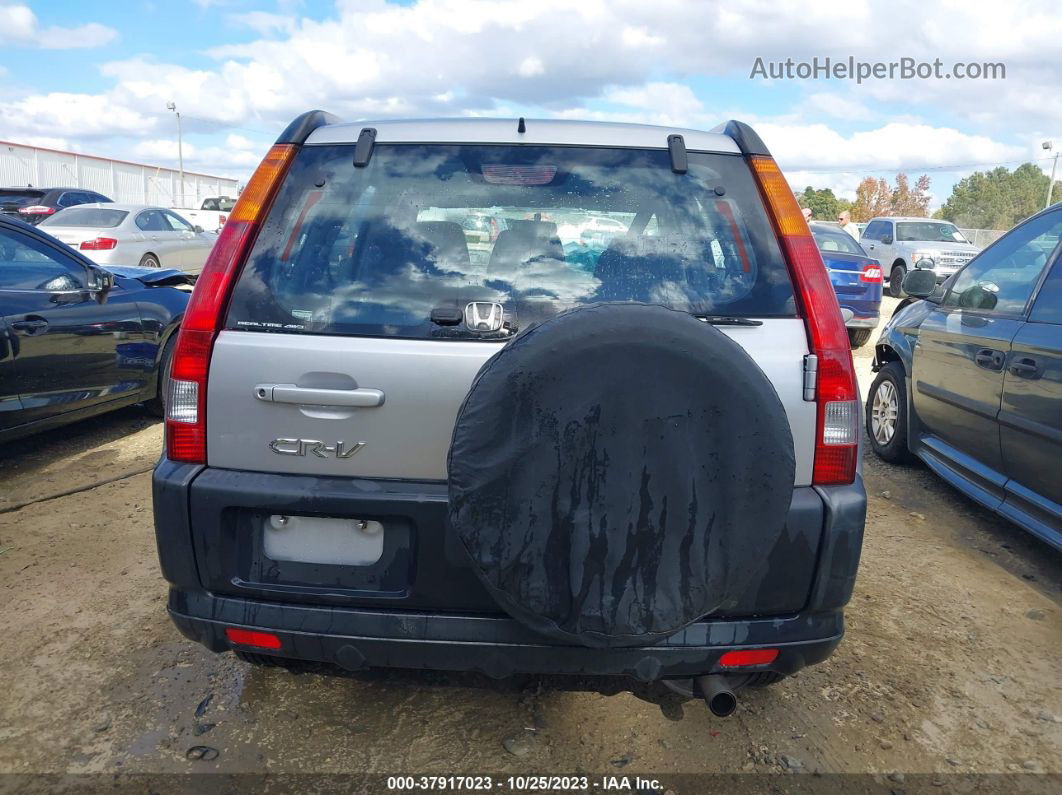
226 144 796 339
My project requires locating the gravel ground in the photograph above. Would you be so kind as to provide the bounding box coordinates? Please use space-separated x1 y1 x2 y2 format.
1 297 1059 788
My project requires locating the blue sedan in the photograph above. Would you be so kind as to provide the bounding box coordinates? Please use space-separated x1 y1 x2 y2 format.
0 214 191 443
810 222 883 348
867 205 1062 551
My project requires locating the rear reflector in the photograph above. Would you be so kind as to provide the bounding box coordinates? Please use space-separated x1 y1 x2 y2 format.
165 144 296 464
748 156 858 486
79 237 118 250
225 628 282 650
719 648 779 667
861 264 883 283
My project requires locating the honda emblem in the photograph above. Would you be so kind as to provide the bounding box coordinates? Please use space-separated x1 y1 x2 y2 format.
464 302 504 332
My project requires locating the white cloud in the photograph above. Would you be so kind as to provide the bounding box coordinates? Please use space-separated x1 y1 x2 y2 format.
0 4 116 49
0 0 1057 189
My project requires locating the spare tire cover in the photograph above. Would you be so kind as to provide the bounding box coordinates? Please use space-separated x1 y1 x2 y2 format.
448 303 795 648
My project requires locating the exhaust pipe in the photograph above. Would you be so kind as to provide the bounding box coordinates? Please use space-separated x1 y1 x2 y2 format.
694 674 737 717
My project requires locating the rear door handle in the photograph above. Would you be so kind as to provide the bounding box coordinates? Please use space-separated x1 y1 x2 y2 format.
255 383 385 407
11 318 49 333
1009 357 1040 378
974 348 1005 371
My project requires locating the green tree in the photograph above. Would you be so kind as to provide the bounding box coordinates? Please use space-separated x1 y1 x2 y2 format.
938 163 1062 230
797 186 843 221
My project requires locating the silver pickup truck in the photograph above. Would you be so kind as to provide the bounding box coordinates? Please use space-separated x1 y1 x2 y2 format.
859 217 980 297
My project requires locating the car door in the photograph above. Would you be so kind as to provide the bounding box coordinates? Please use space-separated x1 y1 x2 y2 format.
911 210 1062 505
0 224 146 425
134 209 181 267
161 209 212 272
860 221 884 265
998 245 1062 541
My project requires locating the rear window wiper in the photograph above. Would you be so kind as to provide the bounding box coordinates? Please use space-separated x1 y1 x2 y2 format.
694 315 763 326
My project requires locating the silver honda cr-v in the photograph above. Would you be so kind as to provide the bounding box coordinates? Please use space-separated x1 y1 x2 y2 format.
153 112 866 715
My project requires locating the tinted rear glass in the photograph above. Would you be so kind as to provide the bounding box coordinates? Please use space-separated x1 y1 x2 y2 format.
227 144 795 339
41 208 128 228
813 227 865 255
0 190 45 207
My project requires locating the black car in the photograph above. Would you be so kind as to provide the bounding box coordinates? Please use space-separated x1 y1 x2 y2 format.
868 205 1062 551
0 215 189 443
0 187 113 225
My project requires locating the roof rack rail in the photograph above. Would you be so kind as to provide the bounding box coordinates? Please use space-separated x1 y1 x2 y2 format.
711 120 771 157
275 110 342 146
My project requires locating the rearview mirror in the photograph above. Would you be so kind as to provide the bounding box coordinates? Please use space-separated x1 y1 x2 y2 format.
958 283 999 311
901 268 937 298
880 234 893 245
193 224 204 233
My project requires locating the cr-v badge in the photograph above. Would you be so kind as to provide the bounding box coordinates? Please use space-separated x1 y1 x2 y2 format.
269 439 366 458
465 302 505 332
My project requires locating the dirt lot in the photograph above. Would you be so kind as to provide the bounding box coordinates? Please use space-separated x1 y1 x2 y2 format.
1 297 1059 788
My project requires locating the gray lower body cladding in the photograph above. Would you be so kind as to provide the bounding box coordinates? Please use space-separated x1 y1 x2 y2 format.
153 459 866 678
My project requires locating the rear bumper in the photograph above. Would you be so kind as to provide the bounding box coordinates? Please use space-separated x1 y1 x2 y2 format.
153 459 866 680
169 588 842 680
844 314 880 329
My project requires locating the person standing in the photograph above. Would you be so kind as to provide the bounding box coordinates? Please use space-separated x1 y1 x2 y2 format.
837 211 860 239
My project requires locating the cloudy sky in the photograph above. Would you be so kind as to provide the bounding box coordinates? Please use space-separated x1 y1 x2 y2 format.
1 0 1059 207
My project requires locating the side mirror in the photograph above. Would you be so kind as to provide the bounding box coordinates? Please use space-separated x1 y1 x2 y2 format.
87 266 115 293
193 224 205 233
880 235 893 245
901 268 937 298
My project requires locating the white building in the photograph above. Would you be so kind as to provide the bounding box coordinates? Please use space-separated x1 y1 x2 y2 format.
0 139 240 209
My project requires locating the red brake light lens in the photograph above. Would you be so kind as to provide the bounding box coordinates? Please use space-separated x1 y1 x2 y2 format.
19 205 54 215
165 143 296 464
719 648 779 667
748 156 858 486
225 628 282 650
79 237 118 251
860 264 883 283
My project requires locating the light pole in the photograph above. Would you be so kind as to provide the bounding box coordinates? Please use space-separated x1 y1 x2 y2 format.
1045 141 1059 210
167 101 185 208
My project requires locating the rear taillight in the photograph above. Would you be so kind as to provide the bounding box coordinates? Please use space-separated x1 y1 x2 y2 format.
749 156 858 485
79 237 118 250
165 143 296 464
860 264 883 283
18 205 54 216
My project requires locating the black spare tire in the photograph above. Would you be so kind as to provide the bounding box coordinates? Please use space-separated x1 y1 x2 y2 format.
448 303 795 648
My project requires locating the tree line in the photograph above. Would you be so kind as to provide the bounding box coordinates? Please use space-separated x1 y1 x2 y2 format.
797 162 1062 230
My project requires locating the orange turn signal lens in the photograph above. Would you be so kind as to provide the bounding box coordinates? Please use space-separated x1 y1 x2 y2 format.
227 144 296 223
748 156 808 237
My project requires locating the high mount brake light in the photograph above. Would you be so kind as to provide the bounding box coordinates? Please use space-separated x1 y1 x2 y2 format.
19 205 54 215
749 156 858 485
165 144 296 463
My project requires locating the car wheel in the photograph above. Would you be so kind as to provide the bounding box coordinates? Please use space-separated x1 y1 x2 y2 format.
139 253 161 269
146 334 176 418
888 264 906 298
866 361 914 464
848 328 873 349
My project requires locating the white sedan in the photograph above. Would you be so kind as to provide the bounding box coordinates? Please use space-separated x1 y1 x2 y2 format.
39 203 217 275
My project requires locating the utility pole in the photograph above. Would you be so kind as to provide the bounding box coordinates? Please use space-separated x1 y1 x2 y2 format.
167 101 185 208
1044 141 1059 210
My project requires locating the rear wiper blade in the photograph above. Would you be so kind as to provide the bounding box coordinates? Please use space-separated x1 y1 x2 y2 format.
694 315 763 326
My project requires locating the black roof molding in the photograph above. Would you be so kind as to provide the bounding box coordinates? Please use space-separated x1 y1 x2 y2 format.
275 110 342 145
711 120 771 157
